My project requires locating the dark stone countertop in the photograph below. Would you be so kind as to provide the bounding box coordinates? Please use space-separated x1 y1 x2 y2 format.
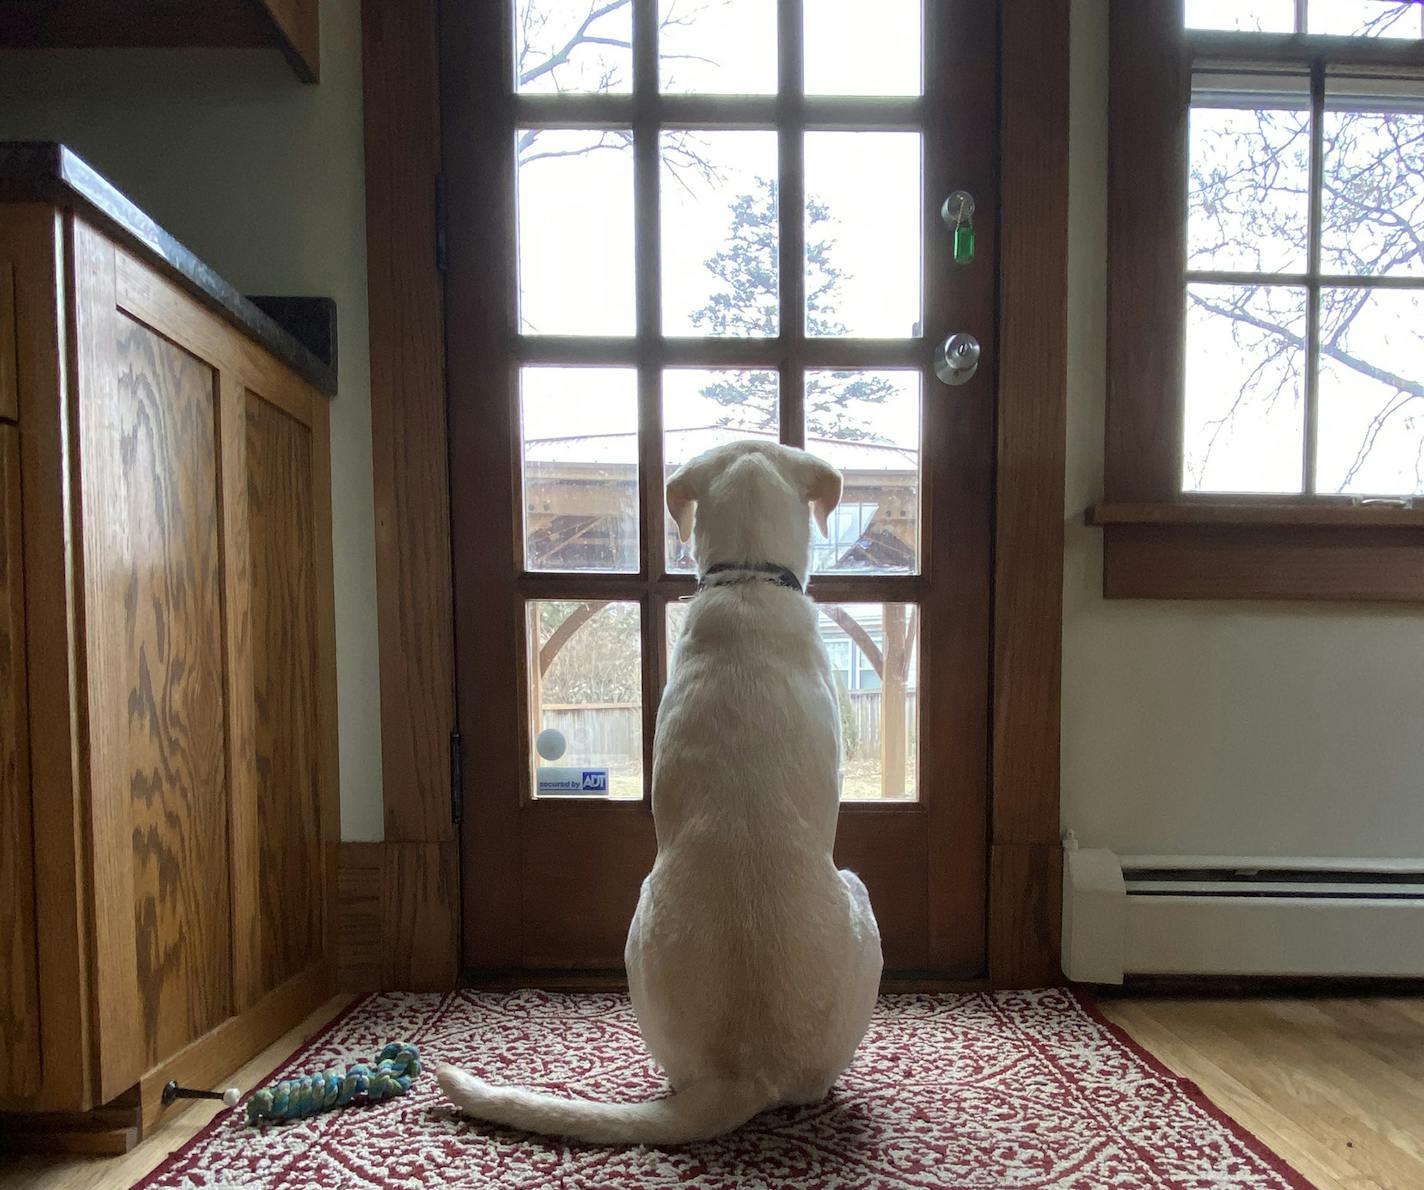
0 142 337 396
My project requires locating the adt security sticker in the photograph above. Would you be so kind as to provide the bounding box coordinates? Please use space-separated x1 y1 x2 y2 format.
537 767 611 796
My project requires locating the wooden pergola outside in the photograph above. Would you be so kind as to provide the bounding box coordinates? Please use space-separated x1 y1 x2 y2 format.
526 427 921 799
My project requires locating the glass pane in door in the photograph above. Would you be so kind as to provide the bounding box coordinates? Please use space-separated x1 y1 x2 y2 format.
659 0 778 93
816 603 919 801
522 366 640 571
661 131 779 337
516 128 635 336
804 132 923 338
803 0 922 96
805 370 921 574
528 600 644 799
515 0 633 92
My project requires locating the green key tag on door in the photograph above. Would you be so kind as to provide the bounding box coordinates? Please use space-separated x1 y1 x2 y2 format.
942 189 977 266
953 220 975 265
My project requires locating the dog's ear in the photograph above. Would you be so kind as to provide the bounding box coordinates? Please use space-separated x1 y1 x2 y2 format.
800 455 843 537
666 459 704 543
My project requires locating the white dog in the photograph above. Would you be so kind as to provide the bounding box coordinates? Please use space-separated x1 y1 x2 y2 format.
438 441 883 1144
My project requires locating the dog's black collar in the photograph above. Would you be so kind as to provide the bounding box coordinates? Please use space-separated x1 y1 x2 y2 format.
697 561 804 594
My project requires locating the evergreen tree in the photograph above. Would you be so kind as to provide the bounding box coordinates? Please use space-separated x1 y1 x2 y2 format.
690 178 896 443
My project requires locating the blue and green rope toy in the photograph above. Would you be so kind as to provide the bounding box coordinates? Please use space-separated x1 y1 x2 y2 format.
244 1042 421 1124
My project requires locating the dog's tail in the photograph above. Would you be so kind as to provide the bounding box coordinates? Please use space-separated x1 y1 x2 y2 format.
436 1064 768 1145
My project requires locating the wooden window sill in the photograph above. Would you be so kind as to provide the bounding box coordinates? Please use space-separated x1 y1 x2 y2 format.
1085 503 1424 602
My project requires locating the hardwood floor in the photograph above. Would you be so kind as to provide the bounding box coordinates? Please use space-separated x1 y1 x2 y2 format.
0 995 353 1190
1099 994 1424 1190
4 991 1420 1188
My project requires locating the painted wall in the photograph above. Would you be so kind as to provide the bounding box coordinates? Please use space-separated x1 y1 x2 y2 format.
0 0 386 840
1063 0 1424 859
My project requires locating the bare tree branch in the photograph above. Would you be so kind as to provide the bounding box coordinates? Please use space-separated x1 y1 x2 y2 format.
1189 103 1424 489
1190 290 1424 404
519 0 632 89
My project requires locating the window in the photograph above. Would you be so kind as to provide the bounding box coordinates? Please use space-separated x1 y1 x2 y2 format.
1096 0 1424 600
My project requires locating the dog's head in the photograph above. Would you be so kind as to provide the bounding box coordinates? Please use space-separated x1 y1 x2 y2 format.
665 440 843 582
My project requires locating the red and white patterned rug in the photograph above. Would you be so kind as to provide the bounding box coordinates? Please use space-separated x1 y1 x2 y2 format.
137 988 1313 1189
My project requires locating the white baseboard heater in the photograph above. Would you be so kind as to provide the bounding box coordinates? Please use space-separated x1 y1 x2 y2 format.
1062 844 1424 982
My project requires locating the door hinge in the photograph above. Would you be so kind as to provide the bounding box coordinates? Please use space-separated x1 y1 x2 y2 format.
450 729 463 826
435 172 448 273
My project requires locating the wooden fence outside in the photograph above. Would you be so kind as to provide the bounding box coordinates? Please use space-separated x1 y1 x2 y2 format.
543 689 918 762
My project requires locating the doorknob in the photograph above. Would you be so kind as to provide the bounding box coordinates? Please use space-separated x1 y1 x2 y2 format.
934 332 980 386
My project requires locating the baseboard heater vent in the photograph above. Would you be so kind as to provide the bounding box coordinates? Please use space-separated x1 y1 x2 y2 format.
1062 847 1424 982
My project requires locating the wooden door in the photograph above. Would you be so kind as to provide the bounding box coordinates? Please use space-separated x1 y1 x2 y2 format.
445 0 995 978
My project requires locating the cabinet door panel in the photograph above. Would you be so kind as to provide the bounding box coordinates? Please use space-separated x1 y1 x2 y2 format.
0 423 39 1097
77 217 233 1089
119 314 231 1067
246 393 322 993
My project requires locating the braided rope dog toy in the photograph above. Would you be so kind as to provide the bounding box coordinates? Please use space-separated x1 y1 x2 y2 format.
245 1042 421 1124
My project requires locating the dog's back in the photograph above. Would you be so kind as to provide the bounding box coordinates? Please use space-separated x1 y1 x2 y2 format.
630 580 862 1092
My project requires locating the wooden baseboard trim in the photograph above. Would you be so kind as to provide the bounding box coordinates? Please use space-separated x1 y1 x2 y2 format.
1097 973 1424 998
337 842 385 991
137 959 332 1132
0 1101 141 1155
338 840 459 992
988 842 1064 987
0 1120 139 1156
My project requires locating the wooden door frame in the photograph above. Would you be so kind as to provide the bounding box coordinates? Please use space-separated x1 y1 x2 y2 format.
352 0 1068 990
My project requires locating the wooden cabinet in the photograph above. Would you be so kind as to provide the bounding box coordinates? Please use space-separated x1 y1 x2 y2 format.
0 199 337 1141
